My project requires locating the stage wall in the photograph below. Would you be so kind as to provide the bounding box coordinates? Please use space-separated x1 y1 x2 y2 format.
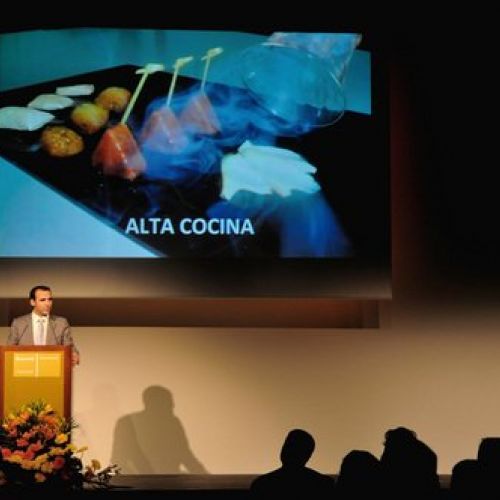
2 304 500 475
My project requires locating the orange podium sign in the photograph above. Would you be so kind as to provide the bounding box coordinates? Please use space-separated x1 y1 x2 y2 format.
0 346 72 419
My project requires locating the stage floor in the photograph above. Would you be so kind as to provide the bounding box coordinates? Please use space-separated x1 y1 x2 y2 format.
0 474 453 499
109 474 256 491
109 473 452 489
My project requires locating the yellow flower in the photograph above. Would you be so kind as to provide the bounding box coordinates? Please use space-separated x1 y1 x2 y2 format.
55 433 68 444
77 446 88 453
41 462 53 474
34 453 48 464
6 454 23 464
21 459 37 470
34 472 46 483
49 447 65 456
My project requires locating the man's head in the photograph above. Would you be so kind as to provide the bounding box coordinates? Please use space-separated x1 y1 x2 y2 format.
29 285 53 317
383 426 417 447
280 429 315 468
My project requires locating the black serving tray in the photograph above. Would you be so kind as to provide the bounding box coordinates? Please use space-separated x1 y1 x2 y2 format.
0 65 388 259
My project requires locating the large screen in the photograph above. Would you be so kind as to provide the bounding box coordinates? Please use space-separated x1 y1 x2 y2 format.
0 27 389 297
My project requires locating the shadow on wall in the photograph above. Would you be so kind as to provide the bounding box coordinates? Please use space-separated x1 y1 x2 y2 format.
110 385 208 473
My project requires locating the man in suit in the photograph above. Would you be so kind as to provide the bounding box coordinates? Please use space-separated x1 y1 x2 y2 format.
250 428 336 499
8 285 80 366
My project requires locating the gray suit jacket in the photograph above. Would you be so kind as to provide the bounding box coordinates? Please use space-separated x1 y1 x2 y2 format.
8 313 79 354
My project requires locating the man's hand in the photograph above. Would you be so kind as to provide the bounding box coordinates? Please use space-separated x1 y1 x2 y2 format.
72 351 80 366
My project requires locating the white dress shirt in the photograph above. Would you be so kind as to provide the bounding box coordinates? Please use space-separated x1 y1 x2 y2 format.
32 312 48 345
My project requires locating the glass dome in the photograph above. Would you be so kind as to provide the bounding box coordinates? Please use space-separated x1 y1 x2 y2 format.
240 42 345 134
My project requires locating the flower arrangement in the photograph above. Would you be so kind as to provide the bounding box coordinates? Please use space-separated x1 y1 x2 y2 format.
0 400 119 491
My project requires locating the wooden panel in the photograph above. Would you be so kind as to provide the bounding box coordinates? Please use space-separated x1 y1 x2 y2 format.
1 298 388 328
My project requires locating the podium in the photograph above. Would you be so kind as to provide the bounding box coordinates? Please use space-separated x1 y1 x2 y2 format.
0 345 72 419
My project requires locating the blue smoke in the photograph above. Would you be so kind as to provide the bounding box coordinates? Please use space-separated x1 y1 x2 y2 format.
132 79 351 257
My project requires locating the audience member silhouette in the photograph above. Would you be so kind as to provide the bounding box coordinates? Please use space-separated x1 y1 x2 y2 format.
250 428 335 499
450 458 480 500
336 449 382 500
380 426 440 500
477 436 500 498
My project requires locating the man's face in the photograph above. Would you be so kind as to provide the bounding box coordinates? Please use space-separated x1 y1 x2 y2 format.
30 289 53 317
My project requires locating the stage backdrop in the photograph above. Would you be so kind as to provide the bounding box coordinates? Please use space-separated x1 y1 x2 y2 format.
2 306 500 475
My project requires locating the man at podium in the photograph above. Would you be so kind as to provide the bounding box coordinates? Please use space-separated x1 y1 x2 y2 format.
7 285 80 366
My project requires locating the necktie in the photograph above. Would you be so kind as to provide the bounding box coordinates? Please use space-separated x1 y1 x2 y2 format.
36 319 44 345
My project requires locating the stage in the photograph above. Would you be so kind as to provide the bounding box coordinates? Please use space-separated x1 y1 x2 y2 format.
0 474 454 498
106 474 254 497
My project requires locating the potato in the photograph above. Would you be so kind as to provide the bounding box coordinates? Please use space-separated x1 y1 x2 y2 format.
41 126 84 157
95 87 131 113
71 103 109 134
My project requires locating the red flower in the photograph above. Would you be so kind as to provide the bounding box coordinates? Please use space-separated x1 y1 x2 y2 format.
52 456 65 470
16 438 29 448
28 441 43 453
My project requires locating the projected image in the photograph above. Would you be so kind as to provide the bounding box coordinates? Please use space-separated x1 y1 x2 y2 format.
0 29 384 259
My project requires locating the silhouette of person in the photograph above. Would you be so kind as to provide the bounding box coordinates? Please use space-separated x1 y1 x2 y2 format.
250 428 335 499
110 386 207 473
380 426 440 500
477 436 500 499
450 458 480 500
336 449 382 500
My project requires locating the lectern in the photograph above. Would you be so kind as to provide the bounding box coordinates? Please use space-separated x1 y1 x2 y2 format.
0 345 72 419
